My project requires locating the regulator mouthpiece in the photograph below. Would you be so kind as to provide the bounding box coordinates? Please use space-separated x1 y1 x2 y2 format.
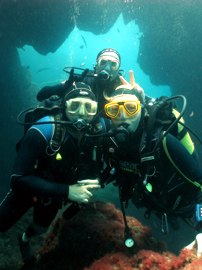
72 119 88 131
98 70 110 80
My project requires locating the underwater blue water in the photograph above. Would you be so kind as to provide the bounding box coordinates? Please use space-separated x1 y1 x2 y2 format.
18 14 171 98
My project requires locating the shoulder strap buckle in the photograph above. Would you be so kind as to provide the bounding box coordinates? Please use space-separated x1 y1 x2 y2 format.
48 114 66 154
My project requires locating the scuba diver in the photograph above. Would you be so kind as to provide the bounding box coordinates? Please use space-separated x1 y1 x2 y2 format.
101 86 202 256
36 48 144 113
0 82 103 263
84 48 143 110
119 70 197 159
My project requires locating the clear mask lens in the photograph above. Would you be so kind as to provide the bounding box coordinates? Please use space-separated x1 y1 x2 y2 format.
66 98 97 116
98 58 119 71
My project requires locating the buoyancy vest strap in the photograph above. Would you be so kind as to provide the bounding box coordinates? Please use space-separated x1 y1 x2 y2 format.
172 109 195 155
162 135 202 191
180 132 195 155
49 114 66 152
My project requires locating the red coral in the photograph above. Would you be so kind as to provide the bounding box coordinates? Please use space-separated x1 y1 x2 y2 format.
29 202 201 270
183 260 202 270
84 252 136 270
86 248 202 270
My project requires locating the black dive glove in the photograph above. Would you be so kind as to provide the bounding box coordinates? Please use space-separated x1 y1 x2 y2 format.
37 68 89 102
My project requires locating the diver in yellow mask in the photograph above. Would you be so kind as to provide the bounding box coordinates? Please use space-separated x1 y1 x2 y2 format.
102 86 202 256
117 69 196 158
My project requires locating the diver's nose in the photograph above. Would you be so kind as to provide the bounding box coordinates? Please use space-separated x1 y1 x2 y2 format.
104 61 112 72
78 104 85 116
117 106 127 120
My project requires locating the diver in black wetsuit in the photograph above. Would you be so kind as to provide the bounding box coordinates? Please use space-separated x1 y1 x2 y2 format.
36 48 126 113
0 82 103 263
37 48 144 111
102 86 202 256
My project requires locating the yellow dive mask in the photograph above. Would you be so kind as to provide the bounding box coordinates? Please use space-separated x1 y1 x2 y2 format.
104 100 141 119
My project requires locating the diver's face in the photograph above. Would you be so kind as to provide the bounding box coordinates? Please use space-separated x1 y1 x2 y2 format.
65 97 97 124
105 94 141 133
95 52 120 82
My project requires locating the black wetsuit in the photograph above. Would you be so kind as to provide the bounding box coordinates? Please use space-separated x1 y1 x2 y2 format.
103 121 202 231
0 115 103 232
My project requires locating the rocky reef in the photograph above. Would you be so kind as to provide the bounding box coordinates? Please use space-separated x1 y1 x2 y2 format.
18 202 202 270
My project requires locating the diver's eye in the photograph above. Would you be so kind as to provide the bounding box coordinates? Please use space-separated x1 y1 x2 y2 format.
105 104 119 118
85 102 92 113
111 61 118 69
70 101 80 111
99 59 107 66
125 103 138 113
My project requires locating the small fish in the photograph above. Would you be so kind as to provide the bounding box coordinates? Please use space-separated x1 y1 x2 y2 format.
37 68 50 73
81 35 87 48
105 37 111 42
189 111 194 117
81 62 85 66
80 45 84 49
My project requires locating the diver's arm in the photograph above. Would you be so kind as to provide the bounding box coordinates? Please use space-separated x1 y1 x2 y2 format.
37 68 90 101
11 128 100 204
11 128 68 201
37 83 66 101
162 133 202 256
11 174 68 201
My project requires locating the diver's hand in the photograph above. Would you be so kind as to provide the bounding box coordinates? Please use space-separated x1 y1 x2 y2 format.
119 70 145 102
68 179 101 204
184 233 202 257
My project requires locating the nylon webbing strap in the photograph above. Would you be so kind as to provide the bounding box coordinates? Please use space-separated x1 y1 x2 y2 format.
50 114 65 152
